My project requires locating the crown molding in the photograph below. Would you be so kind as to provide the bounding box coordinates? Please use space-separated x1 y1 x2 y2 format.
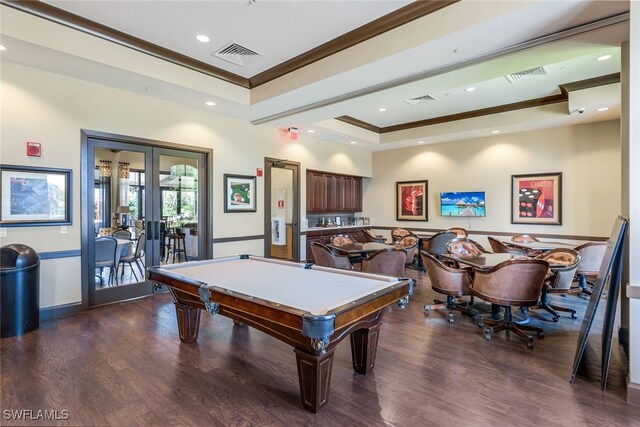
1 0 458 90
248 1 459 88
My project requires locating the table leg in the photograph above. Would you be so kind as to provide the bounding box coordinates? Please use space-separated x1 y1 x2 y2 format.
350 323 381 374
174 302 201 343
294 348 335 413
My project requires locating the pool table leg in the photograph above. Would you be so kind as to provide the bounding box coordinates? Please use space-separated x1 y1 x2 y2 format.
174 302 201 343
294 348 336 413
350 323 381 374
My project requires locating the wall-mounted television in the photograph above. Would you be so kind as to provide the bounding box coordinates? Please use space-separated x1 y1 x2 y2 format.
440 191 486 217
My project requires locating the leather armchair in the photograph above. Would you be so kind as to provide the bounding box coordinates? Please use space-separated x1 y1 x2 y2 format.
421 251 476 323
395 235 419 266
447 227 468 238
330 234 355 246
487 236 526 256
511 234 539 243
310 242 353 271
532 249 581 321
471 259 548 349
362 248 413 308
363 229 386 243
422 231 457 257
329 234 361 264
361 248 406 277
446 238 489 256
574 242 607 295
391 228 415 243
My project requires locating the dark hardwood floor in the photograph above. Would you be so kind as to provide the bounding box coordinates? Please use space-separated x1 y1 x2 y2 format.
2 267 639 426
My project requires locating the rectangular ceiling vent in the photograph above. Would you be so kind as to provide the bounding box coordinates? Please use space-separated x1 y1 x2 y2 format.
404 94 436 105
212 42 262 66
505 66 547 84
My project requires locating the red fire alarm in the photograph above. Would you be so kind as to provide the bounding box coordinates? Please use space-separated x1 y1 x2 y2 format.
27 142 41 157
256 168 263 177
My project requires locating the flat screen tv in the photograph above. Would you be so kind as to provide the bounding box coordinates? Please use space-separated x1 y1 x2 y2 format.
440 191 486 217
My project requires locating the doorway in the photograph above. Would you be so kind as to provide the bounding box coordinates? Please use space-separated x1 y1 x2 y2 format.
264 158 300 261
81 130 212 308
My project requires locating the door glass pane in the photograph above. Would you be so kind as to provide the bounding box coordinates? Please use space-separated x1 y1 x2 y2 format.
270 168 294 260
159 155 199 265
94 148 146 289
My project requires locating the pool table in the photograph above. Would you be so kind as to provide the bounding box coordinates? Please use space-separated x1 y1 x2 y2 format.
147 255 412 413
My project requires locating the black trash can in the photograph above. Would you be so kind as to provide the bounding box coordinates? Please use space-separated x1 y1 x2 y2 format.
1 244 40 338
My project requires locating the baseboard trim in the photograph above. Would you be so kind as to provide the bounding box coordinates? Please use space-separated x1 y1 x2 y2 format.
628 381 640 406
619 326 629 349
627 285 640 299
40 302 82 321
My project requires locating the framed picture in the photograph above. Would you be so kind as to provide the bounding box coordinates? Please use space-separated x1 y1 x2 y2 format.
396 180 428 221
511 172 562 225
0 164 72 227
224 174 256 213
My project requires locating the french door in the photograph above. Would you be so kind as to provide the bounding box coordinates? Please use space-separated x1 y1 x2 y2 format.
82 131 210 307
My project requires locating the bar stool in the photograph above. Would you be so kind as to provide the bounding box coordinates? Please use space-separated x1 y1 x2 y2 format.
167 231 187 263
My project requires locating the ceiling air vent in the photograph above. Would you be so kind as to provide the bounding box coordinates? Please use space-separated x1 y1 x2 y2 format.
212 42 262 66
404 94 436 106
505 66 547 84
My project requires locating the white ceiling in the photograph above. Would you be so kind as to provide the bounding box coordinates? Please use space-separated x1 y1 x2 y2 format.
43 0 413 78
0 0 630 151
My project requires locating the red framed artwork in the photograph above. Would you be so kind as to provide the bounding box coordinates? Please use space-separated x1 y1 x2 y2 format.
511 172 562 225
396 180 428 221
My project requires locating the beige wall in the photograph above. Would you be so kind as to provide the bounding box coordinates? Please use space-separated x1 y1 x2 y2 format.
627 0 640 393
0 61 371 307
367 120 621 246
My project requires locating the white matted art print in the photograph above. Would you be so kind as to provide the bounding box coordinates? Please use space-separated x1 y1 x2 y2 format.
224 174 256 213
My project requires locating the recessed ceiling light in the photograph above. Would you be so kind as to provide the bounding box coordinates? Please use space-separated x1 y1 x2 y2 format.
491 130 500 134
205 101 216 106
0 45 6 51
378 107 386 112
196 35 210 43
350 141 357 144
465 87 476 92
417 141 424 144
597 54 612 61
597 107 609 112
307 129 315 133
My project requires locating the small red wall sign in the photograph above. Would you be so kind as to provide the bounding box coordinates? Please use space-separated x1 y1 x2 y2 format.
27 142 41 157
257 168 263 177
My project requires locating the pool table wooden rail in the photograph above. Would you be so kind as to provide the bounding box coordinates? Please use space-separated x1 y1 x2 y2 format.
147 257 411 413
147 265 409 351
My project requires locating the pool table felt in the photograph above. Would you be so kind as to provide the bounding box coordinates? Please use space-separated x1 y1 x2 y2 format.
157 257 399 315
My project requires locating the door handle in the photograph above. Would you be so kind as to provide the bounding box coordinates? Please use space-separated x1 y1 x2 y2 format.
154 221 160 240
146 221 153 240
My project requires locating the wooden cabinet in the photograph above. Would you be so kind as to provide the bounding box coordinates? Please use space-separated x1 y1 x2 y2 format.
306 170 362 213
306 171 327 212
305 227 368 262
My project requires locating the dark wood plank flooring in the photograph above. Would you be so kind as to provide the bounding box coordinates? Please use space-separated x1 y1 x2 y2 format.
2 268 639 426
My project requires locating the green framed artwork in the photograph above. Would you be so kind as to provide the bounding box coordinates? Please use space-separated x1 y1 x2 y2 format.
224 174 256 213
